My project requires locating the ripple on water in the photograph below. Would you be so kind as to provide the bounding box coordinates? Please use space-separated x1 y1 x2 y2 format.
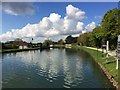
63 84 71 88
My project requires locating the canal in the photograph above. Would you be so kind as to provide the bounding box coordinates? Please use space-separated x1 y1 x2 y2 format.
2 48 114 88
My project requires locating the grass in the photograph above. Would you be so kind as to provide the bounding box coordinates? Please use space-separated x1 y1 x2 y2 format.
72 45 119 83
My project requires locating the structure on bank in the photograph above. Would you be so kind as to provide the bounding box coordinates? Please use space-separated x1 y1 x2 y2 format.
116 35 120 69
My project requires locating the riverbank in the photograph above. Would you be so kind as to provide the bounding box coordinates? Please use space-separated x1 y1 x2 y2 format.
1 48 40 53
1 45 65 53
72 45 119 89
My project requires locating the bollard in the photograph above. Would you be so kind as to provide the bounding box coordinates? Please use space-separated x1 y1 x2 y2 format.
116 58 118 69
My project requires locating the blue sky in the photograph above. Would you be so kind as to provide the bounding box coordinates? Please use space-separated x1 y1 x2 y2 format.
1 2 118 42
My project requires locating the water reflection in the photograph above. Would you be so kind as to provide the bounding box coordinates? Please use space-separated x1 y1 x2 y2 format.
2 49 114 88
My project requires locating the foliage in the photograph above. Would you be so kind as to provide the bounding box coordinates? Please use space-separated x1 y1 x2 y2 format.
89 26 104 48
42 39 53 47
100 8 120 49
77 32 91 46
57 39 65 45
2 43 19 49
77 8 120 50
65 35 77 44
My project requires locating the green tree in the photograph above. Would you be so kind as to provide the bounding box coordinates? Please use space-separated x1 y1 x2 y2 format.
90 26 103 48
77 32 91 46
57 39 65 45
101 8 120 49
42 39 53 47
65 35 77 44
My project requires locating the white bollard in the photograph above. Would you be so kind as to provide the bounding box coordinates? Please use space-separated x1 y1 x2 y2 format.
106 41 109 62
106 41 109 51
116 58 118 69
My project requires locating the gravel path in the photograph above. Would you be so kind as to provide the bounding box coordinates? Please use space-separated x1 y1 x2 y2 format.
84 46 116 57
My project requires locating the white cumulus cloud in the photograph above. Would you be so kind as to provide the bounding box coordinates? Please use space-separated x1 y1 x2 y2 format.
66 4 85 20
85 22 96 32
1 4 96 43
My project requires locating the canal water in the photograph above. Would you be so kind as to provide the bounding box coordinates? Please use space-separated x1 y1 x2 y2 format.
1 48 114 88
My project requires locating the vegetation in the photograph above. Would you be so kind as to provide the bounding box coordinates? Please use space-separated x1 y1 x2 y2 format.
77 32 91 46
57 39 65 45
42 39 53 47
65 35 77 44
77 8 120 50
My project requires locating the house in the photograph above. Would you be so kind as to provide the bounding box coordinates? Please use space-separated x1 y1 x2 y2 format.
19 45 28 49
19 42 28 49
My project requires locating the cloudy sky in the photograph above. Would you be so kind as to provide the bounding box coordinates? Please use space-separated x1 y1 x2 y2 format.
0 2 118 43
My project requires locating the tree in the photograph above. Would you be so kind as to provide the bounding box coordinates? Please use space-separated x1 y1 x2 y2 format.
65 35 77 44
89 26 103 48
101 8 120 49
77 32 91 46
42 39 53 47
88 8 120 49
57 39 65 45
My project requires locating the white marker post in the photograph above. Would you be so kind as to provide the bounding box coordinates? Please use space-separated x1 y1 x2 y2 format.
106 41 109 62
116 58 118 69
106 41 109 52
116 35 120 69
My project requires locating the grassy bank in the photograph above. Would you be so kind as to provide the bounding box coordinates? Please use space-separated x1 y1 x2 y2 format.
72 45 119 85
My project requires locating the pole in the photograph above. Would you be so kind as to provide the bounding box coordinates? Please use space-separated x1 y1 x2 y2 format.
116 58 118 69
106 41 109 62
106 41 109 51
106 41 109 56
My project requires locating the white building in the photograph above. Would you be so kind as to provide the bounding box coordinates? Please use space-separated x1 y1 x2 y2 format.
19 45 28 49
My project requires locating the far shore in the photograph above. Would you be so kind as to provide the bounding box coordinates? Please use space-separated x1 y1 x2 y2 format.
0 44 65 53
0 48 40 53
